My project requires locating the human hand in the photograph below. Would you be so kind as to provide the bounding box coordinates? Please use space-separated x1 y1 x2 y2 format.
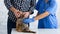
23 18 35 24
14 10 23 18
23 12 30 18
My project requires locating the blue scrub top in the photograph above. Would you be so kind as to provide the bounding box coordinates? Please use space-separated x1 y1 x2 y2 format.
35 0 58 28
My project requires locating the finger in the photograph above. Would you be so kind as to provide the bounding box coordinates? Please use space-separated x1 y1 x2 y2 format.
15 14 20 18
15 15 18 18
23 12 26 15
24 15 28 18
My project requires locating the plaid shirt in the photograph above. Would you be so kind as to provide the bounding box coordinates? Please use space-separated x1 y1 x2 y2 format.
4 0 36 22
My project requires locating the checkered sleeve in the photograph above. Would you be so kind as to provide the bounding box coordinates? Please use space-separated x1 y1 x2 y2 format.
4 0 13 9
29 0 36 14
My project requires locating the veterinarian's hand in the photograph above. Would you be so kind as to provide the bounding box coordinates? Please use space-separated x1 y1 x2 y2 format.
23 12 30 18
23 18 35 24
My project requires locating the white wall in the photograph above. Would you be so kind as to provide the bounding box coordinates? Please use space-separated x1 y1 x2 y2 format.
56 0 60 28
0 0 8 25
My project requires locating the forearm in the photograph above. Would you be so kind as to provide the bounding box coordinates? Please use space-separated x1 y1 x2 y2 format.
4 0 18 13
34 11 49 20
9 7 18 13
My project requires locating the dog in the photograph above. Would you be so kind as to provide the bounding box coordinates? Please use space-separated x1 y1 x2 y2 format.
16 14 36 33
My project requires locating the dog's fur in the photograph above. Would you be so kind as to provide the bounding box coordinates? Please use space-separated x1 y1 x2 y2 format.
16 14 29 32
16 14 36 33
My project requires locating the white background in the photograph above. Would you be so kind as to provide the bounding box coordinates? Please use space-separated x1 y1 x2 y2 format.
0 0 60 34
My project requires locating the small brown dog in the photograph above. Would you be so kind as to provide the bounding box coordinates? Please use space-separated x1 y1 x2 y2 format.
16 14 36 33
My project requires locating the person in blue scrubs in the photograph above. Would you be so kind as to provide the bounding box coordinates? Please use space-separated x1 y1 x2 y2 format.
23 0 58 29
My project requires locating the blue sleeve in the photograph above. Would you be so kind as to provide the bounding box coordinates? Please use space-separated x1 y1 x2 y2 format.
4 0 13 9
46 0 57 14
35 0 40 10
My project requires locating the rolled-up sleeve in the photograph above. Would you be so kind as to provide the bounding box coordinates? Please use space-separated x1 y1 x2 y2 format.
46 0 57 14
4 0 13 9
29 0 36 14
